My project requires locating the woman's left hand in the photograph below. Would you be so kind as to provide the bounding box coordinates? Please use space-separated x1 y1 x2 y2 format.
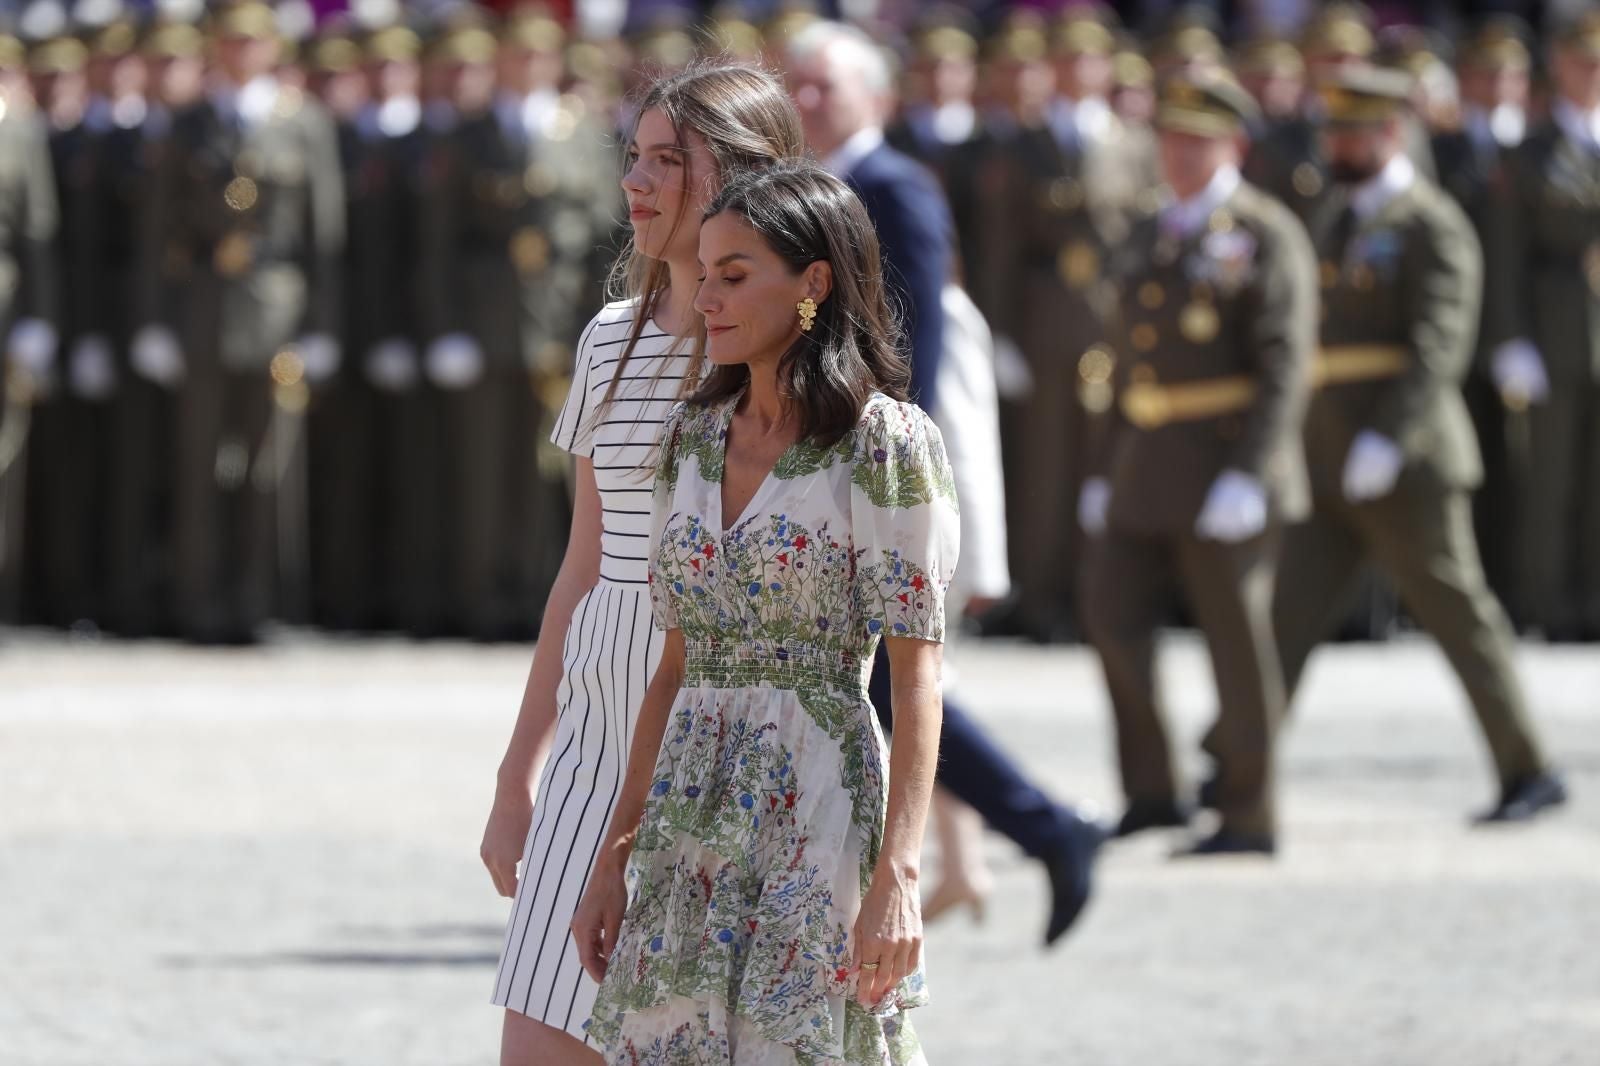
851 864 923 1007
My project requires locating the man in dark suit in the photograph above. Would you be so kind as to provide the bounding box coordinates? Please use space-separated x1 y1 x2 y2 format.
785 20 1104 947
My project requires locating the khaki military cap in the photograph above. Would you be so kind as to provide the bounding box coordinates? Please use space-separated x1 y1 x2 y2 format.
1155 67 1261 136
1555 11 1600 57
215 1 279 41
1302 4 1375 59
90 20 139 58
705 18 763 59
142 22 203 59
366 25 420 63
308 34 361 74
1113 48 1153 88
29 36 90 75
1053 17 1115 58
429 26 496 66
915 25 978 62
1318 63 1412 125
633 27 695 68
0 33 25 70
1152 24 1224 65
1234 37 1305 77
504 13 565 54
1460 18 1530 70
984 22 1047 64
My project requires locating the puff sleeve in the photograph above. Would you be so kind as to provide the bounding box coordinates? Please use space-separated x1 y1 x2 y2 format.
850 399 961 644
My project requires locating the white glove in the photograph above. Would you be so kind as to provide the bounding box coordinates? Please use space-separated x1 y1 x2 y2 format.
7 317 58 377
1342 430 1404 503
130 324 185 387
68 334 117 400
424 332 485 389
365 337 420 392
1194 469 1268 543
1490 339 1549 406
296 332 341 383
1078 476 1111 535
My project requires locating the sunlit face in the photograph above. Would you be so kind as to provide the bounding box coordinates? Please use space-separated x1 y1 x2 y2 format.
694 211 829 369
788 45 878 157
1157 127 1237 199
216 35 279 84
621 106 719 263
1553 46 1600 109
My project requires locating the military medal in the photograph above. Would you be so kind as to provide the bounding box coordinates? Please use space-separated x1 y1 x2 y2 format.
223 176 258 212
1058 240 1100 288
1137 282 1165 310
1130 323 1158 351
510 227 550 273
1076 345 1115 413
1292 162 1323 198
1180 301 1220 343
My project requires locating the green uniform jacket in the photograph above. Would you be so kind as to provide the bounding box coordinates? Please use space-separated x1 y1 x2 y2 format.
0 107 59 335
1307 176 1483 496
1482 121 1600 383
1100 180 1316 535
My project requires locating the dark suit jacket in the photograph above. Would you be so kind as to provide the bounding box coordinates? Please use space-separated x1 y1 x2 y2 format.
844 141 952 413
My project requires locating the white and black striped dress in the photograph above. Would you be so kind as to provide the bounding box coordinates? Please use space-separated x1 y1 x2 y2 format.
491 300 690 1040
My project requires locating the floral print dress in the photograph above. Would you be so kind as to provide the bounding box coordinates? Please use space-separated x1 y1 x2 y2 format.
587 391 959 1065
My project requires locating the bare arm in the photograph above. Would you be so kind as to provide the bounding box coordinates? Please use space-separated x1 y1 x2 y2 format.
479 458 603 897
855 635 944 1006
572 627 687 980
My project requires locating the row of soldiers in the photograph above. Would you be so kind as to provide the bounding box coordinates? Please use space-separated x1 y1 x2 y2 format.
2 1 1599 646
879 3 1600 646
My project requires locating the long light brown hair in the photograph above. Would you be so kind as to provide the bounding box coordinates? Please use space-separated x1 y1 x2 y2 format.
596 62 807 415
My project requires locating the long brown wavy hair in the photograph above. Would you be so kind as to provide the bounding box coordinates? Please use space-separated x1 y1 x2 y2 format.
692 161 910 447
596 62 806 415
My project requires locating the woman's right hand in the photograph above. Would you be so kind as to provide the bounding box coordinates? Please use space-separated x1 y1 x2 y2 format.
480 786 534 898
572 854 629 983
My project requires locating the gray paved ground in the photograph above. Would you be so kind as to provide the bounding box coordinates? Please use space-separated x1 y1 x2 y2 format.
2 632 1597 1066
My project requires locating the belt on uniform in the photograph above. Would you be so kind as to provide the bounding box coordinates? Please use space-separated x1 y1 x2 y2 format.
1311 344 1409 387
1117 345 1410 430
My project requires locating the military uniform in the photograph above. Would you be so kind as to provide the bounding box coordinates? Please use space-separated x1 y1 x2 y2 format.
1081 73 1315 848
154 3 345 641
1431 26 1534 617
1481 16 1600 640
415 19 616 639
1273 69 1556 817
970 15 1158 641
0 37 61 623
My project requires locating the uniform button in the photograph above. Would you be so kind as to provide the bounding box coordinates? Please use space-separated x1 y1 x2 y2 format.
224 176 258 211
1131 325 1159 352
1292 162 1323 198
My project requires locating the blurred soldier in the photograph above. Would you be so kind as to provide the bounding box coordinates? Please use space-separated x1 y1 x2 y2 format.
1081 71 1315 856
303 32 373 631
1235 37 1306 125
1482 13 1600 643
110 20 205 637
887 23 982 182
352 24 429 631
1433 19 1533 616
416 13 615 639
1147 22 1225 83
1109 44 1154 127
26 33 102 627
154 1 345 642
1274 67 1565 823
0 33 60 623
971 10 1157 643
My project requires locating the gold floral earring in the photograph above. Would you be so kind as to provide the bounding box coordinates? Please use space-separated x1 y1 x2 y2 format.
796 297 817 333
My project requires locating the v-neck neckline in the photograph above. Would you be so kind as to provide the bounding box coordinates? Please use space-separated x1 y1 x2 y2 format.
714 387 804 537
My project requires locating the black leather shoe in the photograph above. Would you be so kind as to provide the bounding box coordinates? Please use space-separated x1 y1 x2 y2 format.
1476 771 1569 824
1171 829 1276 858
1197 775 1221 812
1114 799 1192 838
1042 812 1108 948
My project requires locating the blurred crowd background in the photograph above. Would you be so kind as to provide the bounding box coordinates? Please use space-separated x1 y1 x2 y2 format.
0 0 1594 644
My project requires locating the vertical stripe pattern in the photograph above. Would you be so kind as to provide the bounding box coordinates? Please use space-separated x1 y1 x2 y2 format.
491 300 685 1040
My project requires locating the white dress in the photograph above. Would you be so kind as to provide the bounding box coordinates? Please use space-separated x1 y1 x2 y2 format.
491 300 691 1042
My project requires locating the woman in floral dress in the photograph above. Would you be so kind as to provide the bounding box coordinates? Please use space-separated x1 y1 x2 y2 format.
572 162 959 1065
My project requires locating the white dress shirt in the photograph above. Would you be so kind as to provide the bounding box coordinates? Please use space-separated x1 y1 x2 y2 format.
1161 164 1241 240
1349 152 1416 221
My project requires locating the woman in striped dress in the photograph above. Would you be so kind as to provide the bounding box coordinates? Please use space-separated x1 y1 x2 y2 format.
481 65 806 1066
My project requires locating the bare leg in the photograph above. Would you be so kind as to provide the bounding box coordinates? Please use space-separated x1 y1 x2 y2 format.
501 1010 603 1066
923 787 993 923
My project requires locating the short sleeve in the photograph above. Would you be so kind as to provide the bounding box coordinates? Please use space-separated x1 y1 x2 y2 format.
645 402 688 631
548 314 604 457
850 399 961 644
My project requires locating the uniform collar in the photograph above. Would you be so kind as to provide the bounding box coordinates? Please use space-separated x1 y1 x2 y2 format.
213 75 279 129
1162 164 1240 239
359 95 421 140
822 125 884 179
1049 94 1110 149
1553 97 1600 153
1350 153 1415 221
496 88 560 142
